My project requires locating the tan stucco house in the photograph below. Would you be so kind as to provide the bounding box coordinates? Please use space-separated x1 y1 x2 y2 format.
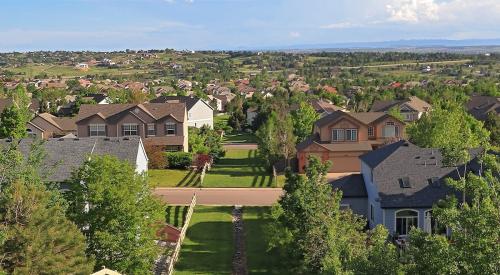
297 111 405 173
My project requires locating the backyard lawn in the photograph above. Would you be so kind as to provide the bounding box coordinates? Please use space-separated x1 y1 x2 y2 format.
165 205 189 228
223 132 258 144
149 169 200 187
203 149 276 188
174 206 234 275
244 207 286 274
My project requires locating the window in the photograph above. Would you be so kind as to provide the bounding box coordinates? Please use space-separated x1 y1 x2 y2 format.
345 129 358 141
395 210 418 236
368 126 374 137
332 129 345 141
383 121 396 137
424 210 447 235
395 126 400 137
122 123 138 136
89 124 106 137
165 145 179 152
370 204 374 221
165 123 176 135
147 123 156 136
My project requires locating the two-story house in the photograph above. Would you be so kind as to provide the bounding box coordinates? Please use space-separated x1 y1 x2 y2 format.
370 96 431 122
75 103 188 152
297 111 405 173
150 96 214 128
331 140 484 237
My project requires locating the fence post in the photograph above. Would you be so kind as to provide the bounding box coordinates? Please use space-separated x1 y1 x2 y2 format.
166 194 197 275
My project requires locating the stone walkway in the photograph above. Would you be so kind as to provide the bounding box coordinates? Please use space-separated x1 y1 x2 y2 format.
232 206 248 275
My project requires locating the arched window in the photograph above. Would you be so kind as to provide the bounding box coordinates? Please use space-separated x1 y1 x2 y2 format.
395 209 418 236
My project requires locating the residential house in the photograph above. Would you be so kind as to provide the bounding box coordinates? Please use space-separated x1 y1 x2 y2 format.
0 137 148 182
370 96 431 122
213 93 236 112
27 113 77 139
207 95 223 112
0 98 40 114
331 140 484 237
75 103 188 152
75 63 89 71
290 99 346 118
296 111 405 173
465 95 500 121
150 96 214 128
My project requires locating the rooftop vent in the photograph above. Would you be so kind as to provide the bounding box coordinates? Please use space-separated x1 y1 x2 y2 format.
104 137 110 141
58 138 64 141
73 138 79 141
123 137 130 141
403 142 410 147
415 156 421 159
400 177 411 188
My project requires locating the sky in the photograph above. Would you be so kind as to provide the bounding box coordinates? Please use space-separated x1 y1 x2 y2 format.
0 0 499 51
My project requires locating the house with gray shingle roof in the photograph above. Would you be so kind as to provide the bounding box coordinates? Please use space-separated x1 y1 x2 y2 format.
0 137 148 183
331 140 486 238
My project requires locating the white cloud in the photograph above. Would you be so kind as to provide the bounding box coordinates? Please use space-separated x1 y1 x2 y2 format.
289 31 301 38
320 22 360 29
386 0 439 23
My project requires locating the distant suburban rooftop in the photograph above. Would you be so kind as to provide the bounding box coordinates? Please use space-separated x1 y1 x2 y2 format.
150 95 213 111
465 95 500 120
370 96 431 113
0 137 143 182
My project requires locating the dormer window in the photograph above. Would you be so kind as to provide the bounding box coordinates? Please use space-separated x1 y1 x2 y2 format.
165 123 176 135
332 129 345 141
345 129 358 141
122 123 138 136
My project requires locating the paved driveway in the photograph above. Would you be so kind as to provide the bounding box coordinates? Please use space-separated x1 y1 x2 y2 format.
154 188 283 206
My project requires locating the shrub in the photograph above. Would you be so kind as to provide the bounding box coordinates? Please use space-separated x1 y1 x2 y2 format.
144 145 167 169
166 152 193 169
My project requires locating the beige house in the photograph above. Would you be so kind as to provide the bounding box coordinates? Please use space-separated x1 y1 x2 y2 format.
75 103 188 152
370 96 431 122
297 111 405 173
27 113 77 139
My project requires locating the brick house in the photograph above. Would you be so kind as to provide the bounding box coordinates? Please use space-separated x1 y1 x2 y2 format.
296 111 405 173
75 103 188 152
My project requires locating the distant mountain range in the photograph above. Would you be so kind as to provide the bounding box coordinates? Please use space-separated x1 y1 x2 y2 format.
241 39 500 53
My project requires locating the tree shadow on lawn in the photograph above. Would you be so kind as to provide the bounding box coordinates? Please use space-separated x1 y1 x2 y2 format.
175 220 234 274
176 169 194 187
165 206 188 228
180 170 200 187
244 208 290 275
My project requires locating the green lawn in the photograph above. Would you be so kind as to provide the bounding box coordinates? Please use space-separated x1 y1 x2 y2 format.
149 169 200 187
203 149 275 188
223 132 258 144
165 205 189 228
175 206 234 275
244 207 286 274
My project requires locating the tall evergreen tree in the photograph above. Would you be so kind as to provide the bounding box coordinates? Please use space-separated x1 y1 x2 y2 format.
0 86 31 139
66 155 165 273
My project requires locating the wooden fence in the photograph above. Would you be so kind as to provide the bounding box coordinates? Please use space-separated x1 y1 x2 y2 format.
166 194 197 275
199 161 212 186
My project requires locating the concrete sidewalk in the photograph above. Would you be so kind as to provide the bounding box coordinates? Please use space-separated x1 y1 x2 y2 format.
154 187 283 206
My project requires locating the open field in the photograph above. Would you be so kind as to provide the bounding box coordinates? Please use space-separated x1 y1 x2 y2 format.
203 149 275 188
149 169 200 188
174 206 234 275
